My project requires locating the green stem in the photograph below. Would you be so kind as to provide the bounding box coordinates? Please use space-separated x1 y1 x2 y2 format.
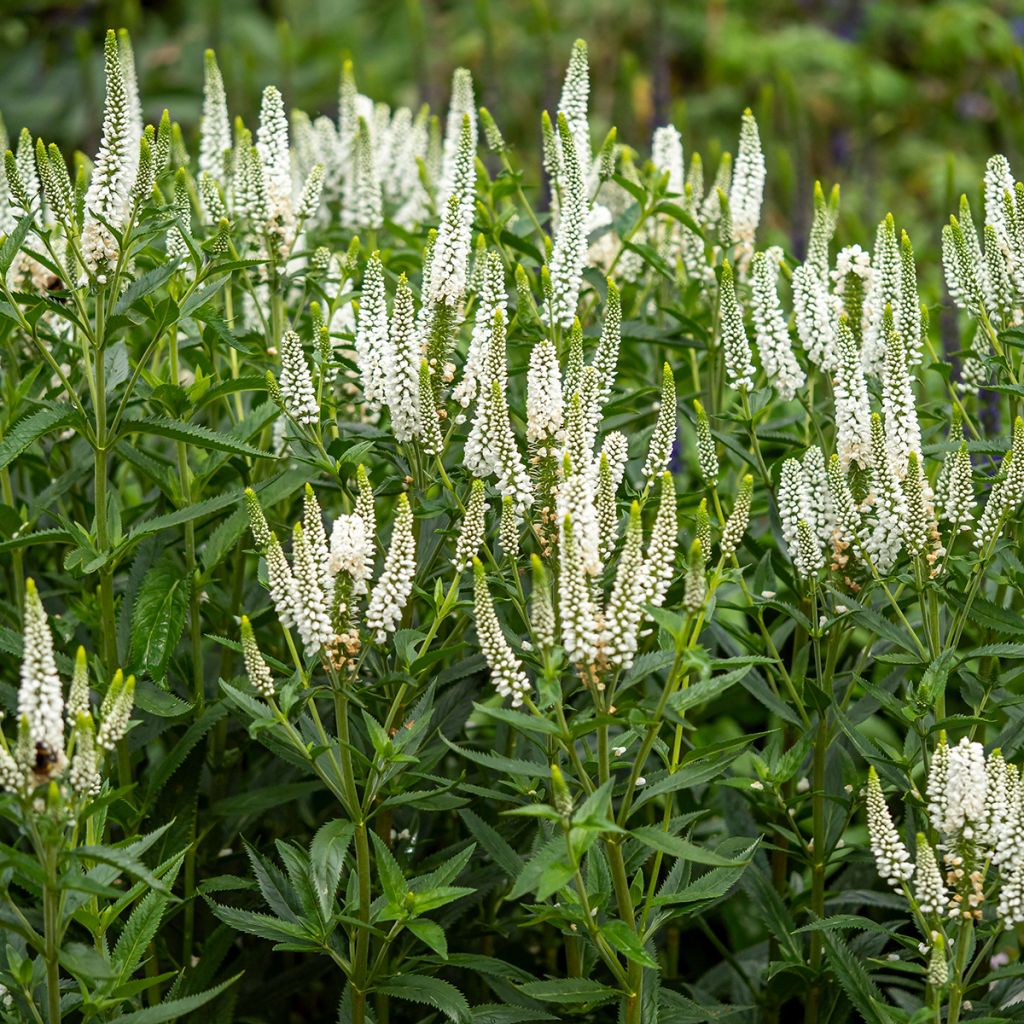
43 854 61 1024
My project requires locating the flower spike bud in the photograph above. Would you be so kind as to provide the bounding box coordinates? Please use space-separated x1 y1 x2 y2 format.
716 187 733 248
643 472 678 607
244 487 273 551
558 513 599 666
927 935 949 988
69 711 100 796
154 108 172 173
642 363 677 481
500 496 518 560
265 535 297 629
82 30 137 274
384 274 422 442
550 762 573 817
479 107 505 154
833 314 873 471
751 250 805 400
241 616 275 699
940 442 975 531
721 474 753 559
20 579 65 775
806 180 839 283
694 399 719 487
601 502 647 668
901 452 932 557
792 263 836 370
683 539 706 613
695 499 712 566
354 252 389 411
97 672 135 751
355 464 376 541
279 330 319 426
591 279 622 406
942 214 985 315
36 138 70 222
297 163 325 221
291 523 334 657
729 108 765 257
719 261 755 390
558 39 591 169
199 49 231 182
866 767 914 888
914 834 947 916
417 361 443 456
303 484 331 591
596 453 618 560
880 308 921 480
974 416 1024 550
530 555 556 649
366 494 416 643
67 646 90 726
898 229 923 363
473 559 531 707
598 126 617 181
14 128 39 209
454 480 487 571
546 112 588 328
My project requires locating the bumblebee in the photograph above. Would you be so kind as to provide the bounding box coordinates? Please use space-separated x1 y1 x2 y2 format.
33 741 59 778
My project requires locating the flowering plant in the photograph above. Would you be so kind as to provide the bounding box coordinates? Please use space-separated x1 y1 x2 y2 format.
2 25 1024 1024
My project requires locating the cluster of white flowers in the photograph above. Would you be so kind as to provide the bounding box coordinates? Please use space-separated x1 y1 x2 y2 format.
0 581 133 799
750 249 805 400
81 30 143 275
870 736 1024 934
473 559 531 706
245 475 415 660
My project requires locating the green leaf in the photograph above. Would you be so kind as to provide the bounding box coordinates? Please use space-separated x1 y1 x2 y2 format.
442 736 550 778
128 562 191 681
121 416 273 458
0 215 33 275
821 929 898 1024
374 974 471 1023
601 919 658 968
68 845 169 894
112 886 172 983
517 978 620 1005
0 404 75 472
371 830 407 906
459 809 524 879
406 919 448 959
631 826 754 866
104 974 242 1023
667 667 751 718
310 820 354 920
206 902 311 945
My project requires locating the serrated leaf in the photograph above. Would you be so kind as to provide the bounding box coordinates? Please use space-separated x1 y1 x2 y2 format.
0 403 75 472
128 563 191 681
374 974 471 1022
406 919 448 959
121 416 272 458
821 929 898 1024
106 974 242 1023
517 978 620 1004
443 736 550 778
601 919 658 968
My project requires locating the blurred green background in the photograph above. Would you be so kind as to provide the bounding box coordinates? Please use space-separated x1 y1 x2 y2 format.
1 0 1022 247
